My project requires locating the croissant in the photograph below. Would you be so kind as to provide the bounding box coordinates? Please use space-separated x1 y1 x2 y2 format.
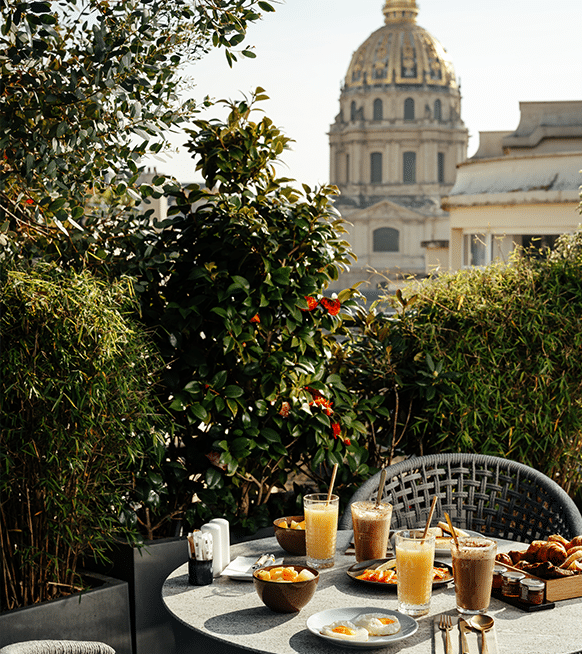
538 542 567 566
524 540 546 562
562 549 582 569
548 534 569 547
567 535 582 550
495 552 513 566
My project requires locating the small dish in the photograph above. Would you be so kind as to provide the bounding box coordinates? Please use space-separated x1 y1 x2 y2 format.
347 558 453 589
253 564 319 613
307 607 418 649
434 529 484 556
273 515 306 555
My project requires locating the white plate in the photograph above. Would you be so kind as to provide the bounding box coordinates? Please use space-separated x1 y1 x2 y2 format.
306 607 418 649
434 530 487 556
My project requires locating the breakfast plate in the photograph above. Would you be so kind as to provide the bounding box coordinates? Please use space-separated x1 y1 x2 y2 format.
307 607 418 649
347 559 453 589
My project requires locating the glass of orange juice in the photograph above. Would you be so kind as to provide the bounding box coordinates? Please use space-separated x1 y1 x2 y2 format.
394 529 436 616
304 493 339 569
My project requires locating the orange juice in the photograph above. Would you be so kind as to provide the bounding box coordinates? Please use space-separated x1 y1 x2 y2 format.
304 494 339 568
395 531 435 616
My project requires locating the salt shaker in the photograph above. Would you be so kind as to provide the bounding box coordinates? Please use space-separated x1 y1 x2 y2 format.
201 522 223 576
209 518 230 568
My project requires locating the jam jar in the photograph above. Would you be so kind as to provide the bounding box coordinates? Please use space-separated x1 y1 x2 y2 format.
501 570 525 597
492 565 506 590
520 577 545 604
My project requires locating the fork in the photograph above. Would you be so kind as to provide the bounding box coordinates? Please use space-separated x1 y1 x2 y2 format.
438 614 453 654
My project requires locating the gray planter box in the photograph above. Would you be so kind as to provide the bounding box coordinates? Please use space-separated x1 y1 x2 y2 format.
87 537 188 654
0 572 132 654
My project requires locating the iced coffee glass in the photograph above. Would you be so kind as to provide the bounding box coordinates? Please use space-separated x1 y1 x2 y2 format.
451 536 497 614
394 530 436 617
350 501 393 562
304 493 339 569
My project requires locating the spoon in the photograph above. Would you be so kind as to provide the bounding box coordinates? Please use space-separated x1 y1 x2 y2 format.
470 614 494 654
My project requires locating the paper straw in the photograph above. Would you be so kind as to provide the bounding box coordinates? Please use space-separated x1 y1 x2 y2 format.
326 463 339 505
444 511 460 549
375 468 387 508
422 496 438 541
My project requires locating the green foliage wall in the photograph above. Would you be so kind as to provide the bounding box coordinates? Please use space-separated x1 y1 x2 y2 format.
380 234 582 498
0 263 167 609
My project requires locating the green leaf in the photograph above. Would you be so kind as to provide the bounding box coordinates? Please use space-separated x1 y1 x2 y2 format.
225 385 243 398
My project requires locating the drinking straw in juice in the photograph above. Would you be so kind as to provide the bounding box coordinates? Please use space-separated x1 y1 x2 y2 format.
304 493 339 569
395 530 435 616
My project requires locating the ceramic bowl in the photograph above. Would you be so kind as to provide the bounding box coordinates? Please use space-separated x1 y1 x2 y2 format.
273 515 306 555
253 564 319 613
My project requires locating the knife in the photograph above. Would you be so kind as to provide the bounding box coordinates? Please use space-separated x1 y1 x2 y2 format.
250 553 276 571
458 619 470 654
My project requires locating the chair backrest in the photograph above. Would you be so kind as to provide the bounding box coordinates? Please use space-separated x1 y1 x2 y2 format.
339 453 582 543
0 642 115 654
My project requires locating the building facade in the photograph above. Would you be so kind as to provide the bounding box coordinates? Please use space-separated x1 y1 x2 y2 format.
328 0 468 292
444 101 582 271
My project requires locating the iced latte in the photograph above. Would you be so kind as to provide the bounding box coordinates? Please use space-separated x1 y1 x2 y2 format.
351 501 393 562
451 537 497 614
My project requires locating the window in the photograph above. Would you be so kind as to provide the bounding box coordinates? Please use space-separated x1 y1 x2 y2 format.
404 97 415 120
434 99 442 121
370 152 382 184
373 227 399 252
350 101 357 121
403 151 416 183
437 152 445 183
346 154 350 183
463 234 489 267
373 99 383 121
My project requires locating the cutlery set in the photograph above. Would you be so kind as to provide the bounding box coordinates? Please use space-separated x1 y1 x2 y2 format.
439 614 494 654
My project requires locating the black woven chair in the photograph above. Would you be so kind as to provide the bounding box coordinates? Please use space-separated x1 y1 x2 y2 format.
339 453 582 543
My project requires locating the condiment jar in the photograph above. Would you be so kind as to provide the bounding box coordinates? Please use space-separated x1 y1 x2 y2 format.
520 577 545 604
501 570 525 597
492 565 505 590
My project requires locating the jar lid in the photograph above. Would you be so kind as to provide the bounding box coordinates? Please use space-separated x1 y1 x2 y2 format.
502 570 525 580
493 565 506 573
520 577 545 589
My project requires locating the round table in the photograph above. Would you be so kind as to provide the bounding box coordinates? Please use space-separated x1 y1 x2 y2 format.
163 531 582 654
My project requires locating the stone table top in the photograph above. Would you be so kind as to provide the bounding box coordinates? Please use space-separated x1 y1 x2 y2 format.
163 531 582 654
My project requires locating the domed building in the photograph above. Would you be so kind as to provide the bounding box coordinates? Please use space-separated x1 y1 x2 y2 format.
328 0 468 291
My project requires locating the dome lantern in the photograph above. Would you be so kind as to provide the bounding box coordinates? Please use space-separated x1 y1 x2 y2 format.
383 0 419 24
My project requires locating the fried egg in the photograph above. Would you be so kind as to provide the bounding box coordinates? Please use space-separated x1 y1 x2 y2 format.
320 620 369 641
353 613 402 636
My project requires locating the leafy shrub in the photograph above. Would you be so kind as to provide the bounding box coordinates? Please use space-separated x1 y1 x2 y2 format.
0 263 167 609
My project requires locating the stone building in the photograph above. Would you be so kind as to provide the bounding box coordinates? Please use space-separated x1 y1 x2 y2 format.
444 100 582 271
328 0 468 292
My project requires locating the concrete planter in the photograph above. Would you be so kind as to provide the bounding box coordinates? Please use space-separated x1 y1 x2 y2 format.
88 537 188 654
0 572 132 654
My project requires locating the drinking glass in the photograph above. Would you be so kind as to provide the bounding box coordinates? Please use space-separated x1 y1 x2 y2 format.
394 529 436 617
451 536 497 614
350 501 393 562
303 493 339 569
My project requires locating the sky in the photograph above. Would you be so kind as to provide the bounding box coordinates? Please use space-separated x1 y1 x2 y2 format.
143 0 582 188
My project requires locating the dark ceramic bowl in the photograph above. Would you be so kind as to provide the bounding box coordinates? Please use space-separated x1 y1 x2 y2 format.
273 515 306 556
253 564 319 613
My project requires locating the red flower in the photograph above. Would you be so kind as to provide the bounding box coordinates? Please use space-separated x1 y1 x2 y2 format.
25 198 34 205
320 297 341 316
301 296 318 311
331 422 341 439
343 438 351 446
279 401 290 418
250 313 260 323
311 396 333 416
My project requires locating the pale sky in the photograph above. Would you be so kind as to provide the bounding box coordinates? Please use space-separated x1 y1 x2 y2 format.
143 0 582 188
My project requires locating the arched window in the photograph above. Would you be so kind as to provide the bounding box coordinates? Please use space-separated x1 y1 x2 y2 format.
403 151 416 183
373 98 383 121
373 227 399 252
370 152 382 184
404 97 415 120
434 99 442 121
346 154 350 183
350 101 357 121
437 152 445 183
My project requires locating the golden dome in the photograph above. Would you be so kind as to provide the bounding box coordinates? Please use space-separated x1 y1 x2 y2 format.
345 0 458 89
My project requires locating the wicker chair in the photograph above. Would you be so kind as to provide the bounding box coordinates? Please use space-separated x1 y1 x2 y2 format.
0 642 115 654
339 453 582 543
